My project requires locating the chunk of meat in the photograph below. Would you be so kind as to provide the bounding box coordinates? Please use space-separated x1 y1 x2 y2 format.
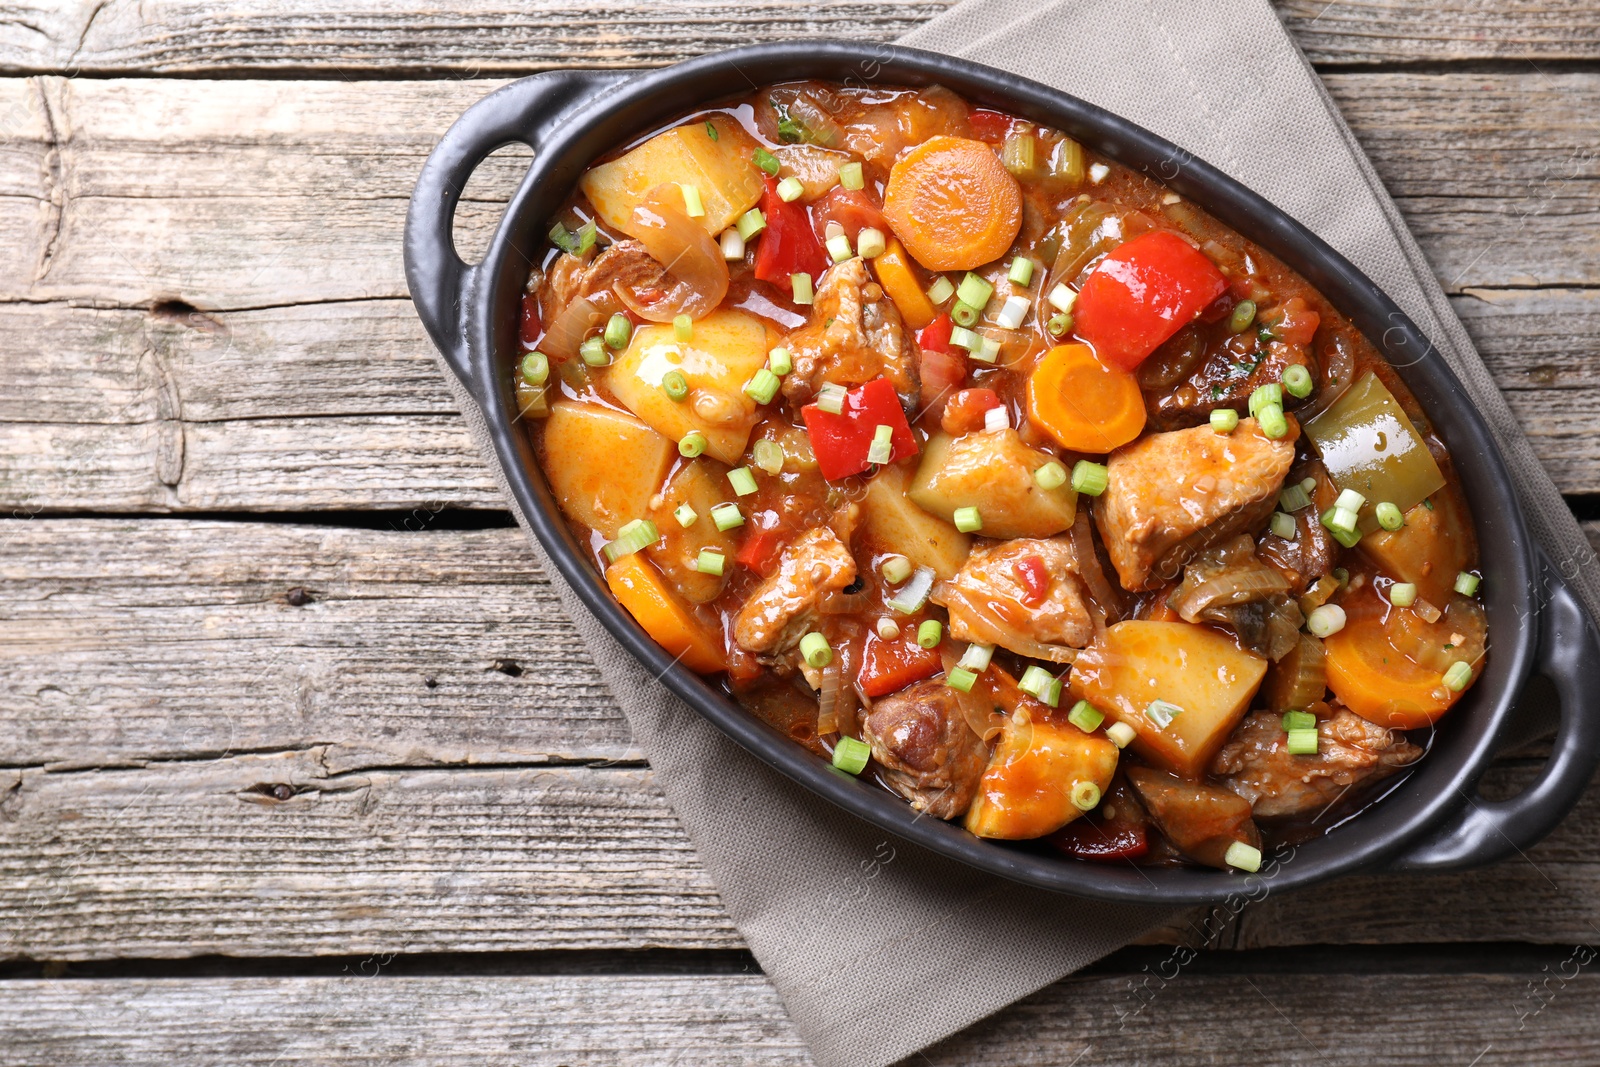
1212 709 1424 819
862 678 988 819
732 526 857 653
931 537 1093 662
1124 764 1260 870
782 257 919 406
1095 416 1297 591
1167 535 1303 661
539 240 687 328
1257 462 1338 593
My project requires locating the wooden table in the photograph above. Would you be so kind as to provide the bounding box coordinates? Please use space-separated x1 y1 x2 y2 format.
3 2 1599 1061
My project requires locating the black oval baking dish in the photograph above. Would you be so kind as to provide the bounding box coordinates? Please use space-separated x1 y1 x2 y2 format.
404 41 1600 905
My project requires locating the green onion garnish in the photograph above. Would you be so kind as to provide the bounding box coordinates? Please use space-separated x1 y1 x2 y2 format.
751 439 784 475
994 294 1031 330
720 228 745 261
1068 699 1105 733
1224 841 1262 873
1018 665 1053 700
1278 483 1311 512
1375 501 1403 531
1105 721 1136 749
916 619 942 649
1248 383 1283 418
1229 299 1257 333
1334 487 1366 512
815 382 846 415
674 314 693 342
776 176 805 203
1306 603 1347 638
678 431 708 458
694 549 726 576
1269 511 1297 540
825 232 853 264
1320 507 1362 548
832 736 870 775
1454 571 1481 597
951 301 980 328
604 312 633 350
1281 710 1316 732
679 183 705 218
957 643 994 672
602 518 659 563
1283 363 1313 399
704 121 719 141
945 667 977 693
1042 678 1063 707
1071 460 1108 496
973 337 1000 364
1257 402 1289 439
727 467 758 497
791 273 814 305
580 337 610 367
876 617 900 640
1389 582 1417 607
1045 312 1073 338
1070 780 1102 812
768 347 792 377
881 555 912 585
800 631 833 668
673 503 698 528
866 423 894 466
710 502 743 531
925 277 955 306
856 227 886 260
1008 257 1035 287
744 367 781 405
886 566 935 614
1442 661 1472 691
956 272 993 310
1034 461 1067 491
949 325 980 352
1286 727 1319 755
736 208 767 241
1047 282 1077 313
953 507 983 533
1210 408 1239 433
753 147 780 177
837 161 864 190
1144 699 1183 729
520 351 550 386
662 369 689 401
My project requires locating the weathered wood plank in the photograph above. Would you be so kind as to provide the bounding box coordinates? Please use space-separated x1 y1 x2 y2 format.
2 969 1597 1065
0 0 1596 76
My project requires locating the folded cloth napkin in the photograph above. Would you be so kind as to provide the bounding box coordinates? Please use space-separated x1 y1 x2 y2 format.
432 1 1600 1063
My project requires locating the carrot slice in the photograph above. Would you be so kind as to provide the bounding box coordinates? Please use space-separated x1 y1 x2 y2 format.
870 236 937 329
604 554 726 674
1026 343 1146 453
1323 617 1460 729
882 136 1022 272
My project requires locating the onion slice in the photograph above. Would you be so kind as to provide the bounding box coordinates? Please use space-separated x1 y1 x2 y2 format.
540 294 603 362
621 184 729 322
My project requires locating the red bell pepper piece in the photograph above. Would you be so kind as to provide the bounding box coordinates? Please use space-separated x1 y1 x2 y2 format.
752 177 828 297
1048 817 1149 862
735 521 789 578
857 632 943 698
967 108 1013 144
917 311 954 353
800 377 918 481
519 291 543 348
811 186 888 244
1073 230 1228 371
1013 554 1050 607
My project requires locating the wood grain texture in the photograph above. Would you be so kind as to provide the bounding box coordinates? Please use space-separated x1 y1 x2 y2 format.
2 969 1598 1065
1 0 1597 76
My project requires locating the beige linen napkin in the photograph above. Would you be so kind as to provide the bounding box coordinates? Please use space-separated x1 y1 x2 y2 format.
430 1 1599 1064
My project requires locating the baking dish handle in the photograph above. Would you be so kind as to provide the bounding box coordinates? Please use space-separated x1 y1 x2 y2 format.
1388 547 1600 871
403 71 625 402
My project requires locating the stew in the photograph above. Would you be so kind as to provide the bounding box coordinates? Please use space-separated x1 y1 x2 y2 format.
517 81 1486 873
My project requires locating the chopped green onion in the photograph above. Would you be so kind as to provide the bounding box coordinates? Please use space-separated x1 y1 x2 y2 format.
791 273 814 305
1320 507 1361 548
720 228 745 260
1034 461 1068 491
678 431 708 458
948 325 980 352
837 161 864 190
951 301 980 328
602 518 659 563
1300 477 1317 495
736 208 767 241
971 336 1001 364
679 183 705 218
580 337 610 367
1041 678 1063 707
752 439 784 475
1389 582 1417 607
753 147 781 177
1046 312 1074 337
856 227 887 260
1257 403 1288 439
815 382 847 415
1047 283 1077 313
662 369 689 401
744 367 781 405
916 619 942 649
881 554 913 585
1281 709 1316 732
1145 699 1183 730
926 276 955 306
1070 780 1102 812
727 467 758 497
694 549 726 576
994 294 1031 330
520 351 550 386
1286 728 1319 755
876 617 900 640
1229 299 1257 333
704 121 719 141
1277 484 1311 513
957 643 994 672
1454 571 1481 597
1224 841 1262 873
1210 408 1239 433
1071 460 1109 496
867 423 894 466
776 176 805 202
604 312 633 350
549 220 595 255
673 314 693 342
956 272 993 310
1106 721 1137 749
767 347 792 377
1008 257 1036 287
800 631 833 668
1283 364 1313 399
1249 383 1283 418
832 735 870 774
953 507 983 533
1334 488 1366 513
1442 661 1472 692
1269 511 1297 540
673 503 698 528
1306 603 1347 638
1018 665 1054 700
1375 501 1404 531
1068 699 1105 733
710 502 743 531
887 566 935 614
946 667 977 693
983 406 1009 433
826 232 853 263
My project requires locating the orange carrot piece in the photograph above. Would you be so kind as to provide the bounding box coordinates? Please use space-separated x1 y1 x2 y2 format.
1026 343 1146 453
882 136 1022 272
1324 618 1460 730
871 236 936 329
605 554 726 674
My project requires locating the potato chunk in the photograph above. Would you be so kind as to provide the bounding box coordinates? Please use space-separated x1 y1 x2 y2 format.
645 459 739 604
541 400 674 539
1070 621 1267 779
965 713 1120 840
607 309 771 465
860 463 971 580
908 429 1077 539
580 115 763 238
